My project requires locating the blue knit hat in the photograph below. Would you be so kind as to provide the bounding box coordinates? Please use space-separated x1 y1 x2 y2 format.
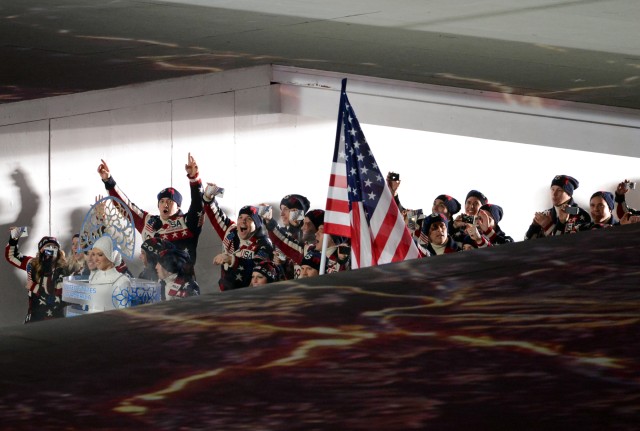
480 203 503 223
141 237 174 257
551 175 579 197
466 190 488 205
305 209 325 230
238 205 262 231
434 194 461 218
38 236 60 251
158 248 192 276
252 260 279 283
300 250 322 271
280 194 310 213
421 213 449 235
591 191 615 211
157 187 183 207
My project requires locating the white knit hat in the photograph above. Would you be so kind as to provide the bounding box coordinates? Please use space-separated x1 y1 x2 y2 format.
92 235 119 264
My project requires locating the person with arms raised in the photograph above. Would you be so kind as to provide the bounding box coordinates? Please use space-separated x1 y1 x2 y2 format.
96 153 204 264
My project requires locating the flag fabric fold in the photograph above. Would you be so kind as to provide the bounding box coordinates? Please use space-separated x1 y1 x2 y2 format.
324 79 420 269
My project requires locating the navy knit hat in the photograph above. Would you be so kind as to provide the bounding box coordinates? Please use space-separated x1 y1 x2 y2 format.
305 209 325 230
434 194 461 218
466 190 488 205
252 260 279 283
38 236 60 251
480 203 503 223
158 248 192 276
157 187 183 207
421 213 449 235
591 191 615 211
300 250 322 272
280 194 310 213
141 237 174 257
551 175 579 197
238 205 262 231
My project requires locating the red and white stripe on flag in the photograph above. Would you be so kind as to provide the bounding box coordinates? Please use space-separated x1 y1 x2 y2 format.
324 160 350 238
324 110 351 238
350 188 419 269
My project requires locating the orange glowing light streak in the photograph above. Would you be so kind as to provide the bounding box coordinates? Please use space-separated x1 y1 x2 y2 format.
76 35 179 48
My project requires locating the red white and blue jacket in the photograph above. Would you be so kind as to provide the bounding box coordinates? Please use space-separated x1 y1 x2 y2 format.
5 238 68 323
264 219 348 274
102 174 204 263
525 200 590 240
203 198 274 291
417 235 461 257
161 274 200 299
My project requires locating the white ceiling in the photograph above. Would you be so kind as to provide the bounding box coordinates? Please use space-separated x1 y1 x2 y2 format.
1 0 639 109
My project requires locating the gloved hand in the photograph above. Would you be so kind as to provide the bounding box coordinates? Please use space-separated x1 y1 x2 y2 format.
9 226 27 240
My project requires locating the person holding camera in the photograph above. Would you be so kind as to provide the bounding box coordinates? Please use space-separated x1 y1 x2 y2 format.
525 175 590 240
614 179 640 223
5 230 70 323
451 190 488 245
96 153 204 265
202 183 274 291
417 213 461 257
474 203 513 246
431 194 461 222
386 172 406 214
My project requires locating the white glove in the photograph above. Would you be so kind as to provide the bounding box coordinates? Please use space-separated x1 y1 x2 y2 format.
204 183 219 201
10 227 27 240
258 205 273 221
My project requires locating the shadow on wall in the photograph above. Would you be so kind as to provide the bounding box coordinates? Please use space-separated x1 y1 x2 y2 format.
1 168 40 327
68 207 87 240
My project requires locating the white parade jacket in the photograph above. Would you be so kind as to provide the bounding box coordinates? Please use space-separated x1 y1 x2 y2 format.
88 268 132 312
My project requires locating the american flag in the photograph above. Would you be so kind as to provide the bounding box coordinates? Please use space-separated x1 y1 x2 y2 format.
324 80 420 268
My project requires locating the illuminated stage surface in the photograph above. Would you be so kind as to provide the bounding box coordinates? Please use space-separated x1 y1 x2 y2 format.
1 224 639 429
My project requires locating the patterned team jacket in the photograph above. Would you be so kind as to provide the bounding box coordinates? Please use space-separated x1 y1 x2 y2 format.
263 218 349 274
160 273 200 299
103 174 204 263
525 200 591 240
5 238 68 323
203 198 274 291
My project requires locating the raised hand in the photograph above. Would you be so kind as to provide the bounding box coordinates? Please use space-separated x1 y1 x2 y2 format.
477 209 493 232
185 152 199 178
257 203 273 222
204 183 219 201
94 195 106 220
97 159 111 180
616 180 630 195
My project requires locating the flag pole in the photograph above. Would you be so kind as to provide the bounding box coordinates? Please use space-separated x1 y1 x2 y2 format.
320 78 348 275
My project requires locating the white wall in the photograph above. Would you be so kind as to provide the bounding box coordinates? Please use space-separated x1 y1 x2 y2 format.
0 65 638 327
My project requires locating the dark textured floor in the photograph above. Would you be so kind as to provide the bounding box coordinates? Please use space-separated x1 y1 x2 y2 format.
1 223 639 429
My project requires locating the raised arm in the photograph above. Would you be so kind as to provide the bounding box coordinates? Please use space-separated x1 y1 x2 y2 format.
183 153 204 232
97 159 150 233
202 182 235 240
5 227 32 271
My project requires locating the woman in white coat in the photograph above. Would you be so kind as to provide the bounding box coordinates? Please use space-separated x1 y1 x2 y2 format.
88 235 132 312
